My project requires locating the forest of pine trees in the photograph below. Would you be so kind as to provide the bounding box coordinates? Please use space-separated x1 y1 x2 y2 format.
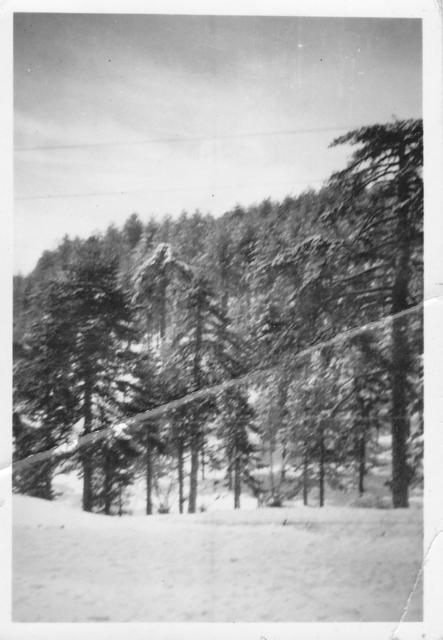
12 119 423 514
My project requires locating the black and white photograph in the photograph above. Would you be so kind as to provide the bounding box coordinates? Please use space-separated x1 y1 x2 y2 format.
3 3 441 633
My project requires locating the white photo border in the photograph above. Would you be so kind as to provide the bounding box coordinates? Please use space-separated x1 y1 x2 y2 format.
1 1 441 638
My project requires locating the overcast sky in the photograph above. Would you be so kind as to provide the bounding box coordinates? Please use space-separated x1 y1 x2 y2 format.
14 14 422 274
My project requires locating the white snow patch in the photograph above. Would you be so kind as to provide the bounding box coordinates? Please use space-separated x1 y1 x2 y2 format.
13 494 422 623
52 440 78 456
72 418 84 436
111 422 129 438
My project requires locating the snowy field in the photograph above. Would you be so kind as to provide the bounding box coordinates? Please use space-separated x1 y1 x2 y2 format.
13 494 422 622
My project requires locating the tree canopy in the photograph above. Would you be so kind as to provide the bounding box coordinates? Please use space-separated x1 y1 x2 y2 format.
13 118 423 513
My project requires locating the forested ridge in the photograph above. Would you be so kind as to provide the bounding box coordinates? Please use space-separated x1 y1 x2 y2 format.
13 119 423 514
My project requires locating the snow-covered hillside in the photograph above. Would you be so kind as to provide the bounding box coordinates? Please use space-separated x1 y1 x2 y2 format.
13 495 422 622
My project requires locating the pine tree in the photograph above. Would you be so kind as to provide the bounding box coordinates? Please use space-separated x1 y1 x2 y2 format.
123 213 144 249
216 386 256 509
126 352 165 515
328 119 423 507
13 280 78 499
52 237 136 512
131 242 192 347
162 366 192 514
170 274 246 512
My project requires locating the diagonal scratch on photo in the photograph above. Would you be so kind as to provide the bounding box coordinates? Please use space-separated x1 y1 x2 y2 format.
12 13 423 623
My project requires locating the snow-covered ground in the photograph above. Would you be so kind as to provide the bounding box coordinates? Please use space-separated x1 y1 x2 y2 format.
13 494 422 622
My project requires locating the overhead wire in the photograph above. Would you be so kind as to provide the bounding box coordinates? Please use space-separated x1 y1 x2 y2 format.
14 123 362 153
14 178 325 202
14 123 362 201
8 298 426 474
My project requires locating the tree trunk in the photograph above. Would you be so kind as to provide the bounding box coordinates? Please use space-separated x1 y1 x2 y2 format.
277 380 288 488
82 373 94 512
103 450 113 515
177 438 184 514
358 430 366 496
319 425 325 507
38 459 53 501
391 313 410 507
269 441 275 494
146 433 153 515
353 384 368 497
188 298 203 514
227 461 233 491
390 141 411 508
217 270 229 361
234 449 241 509
188 433 199 513
44 466 53 500
280 442 287 483
201 444 205 481
159 276 167 341
303 444 309 506
82 456 94 512
39 400 54 501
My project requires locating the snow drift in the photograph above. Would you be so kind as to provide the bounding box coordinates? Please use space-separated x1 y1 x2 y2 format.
13 494 422 622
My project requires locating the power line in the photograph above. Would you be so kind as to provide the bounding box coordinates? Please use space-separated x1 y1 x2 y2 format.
14 178 325 202
14 123 361 201
14 124 362 153
8 300 425 474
